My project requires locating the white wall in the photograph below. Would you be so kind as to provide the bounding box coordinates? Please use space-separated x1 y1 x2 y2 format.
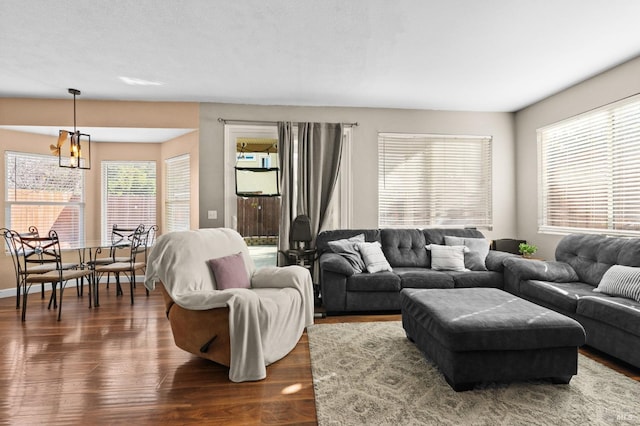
515 56 640 259
199 103 516 241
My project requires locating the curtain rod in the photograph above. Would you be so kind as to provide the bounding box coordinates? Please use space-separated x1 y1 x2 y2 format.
217 117 358 127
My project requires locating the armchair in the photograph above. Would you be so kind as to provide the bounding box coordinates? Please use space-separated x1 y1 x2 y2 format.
144 228 314 382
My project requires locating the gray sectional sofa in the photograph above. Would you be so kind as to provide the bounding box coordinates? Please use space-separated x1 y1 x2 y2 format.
316 228 513 314
503 233 640 370
318 229 640 370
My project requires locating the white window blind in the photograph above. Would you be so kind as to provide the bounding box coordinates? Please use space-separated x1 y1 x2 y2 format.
165 154 190 232
378 133 492 229
5 151 84 244
101 161 156 243
538 94 640 236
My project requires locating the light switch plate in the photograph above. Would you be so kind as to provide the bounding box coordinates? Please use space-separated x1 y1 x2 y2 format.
207 210 217 220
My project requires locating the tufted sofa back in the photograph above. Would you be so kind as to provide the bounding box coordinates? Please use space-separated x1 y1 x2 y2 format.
381 229 428 267
381 228 486 268
317 228 488 268
422 228 485 245
555 234 640 286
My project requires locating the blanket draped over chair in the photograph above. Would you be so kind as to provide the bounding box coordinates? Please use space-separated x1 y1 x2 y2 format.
144 228 314 382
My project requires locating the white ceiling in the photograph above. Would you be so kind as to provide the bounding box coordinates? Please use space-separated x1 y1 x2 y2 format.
1 0 640 113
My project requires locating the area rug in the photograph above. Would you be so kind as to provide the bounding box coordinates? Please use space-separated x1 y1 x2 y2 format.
307 321 640 426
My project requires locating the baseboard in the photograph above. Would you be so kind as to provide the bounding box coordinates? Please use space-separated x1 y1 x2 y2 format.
0 275 146 299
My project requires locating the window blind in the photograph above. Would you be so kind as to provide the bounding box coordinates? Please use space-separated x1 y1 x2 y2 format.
378 133 492 229
101 161 157 243
538 94 640 236
165 154 190 232
5 151 84 244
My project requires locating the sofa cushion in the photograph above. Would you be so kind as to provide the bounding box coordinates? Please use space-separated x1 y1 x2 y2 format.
356 241 393 273
426 244 468 271
380 229 428 268
593 265 640 303
444 236 490 271
422 228 485 246
328 234 366 273
519 280 596 313
577 295 640 337
346 272 401 292
447 270 503 289
394 267 455 289
316 229 381 256
555 234 640 286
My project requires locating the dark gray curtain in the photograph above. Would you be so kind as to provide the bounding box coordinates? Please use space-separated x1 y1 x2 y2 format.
297 122 344 247
277 122 294 265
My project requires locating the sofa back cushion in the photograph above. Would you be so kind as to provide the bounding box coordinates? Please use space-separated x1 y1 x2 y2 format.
423 228 485 245
381 229 428 268
316 229 381 256
556 234 640 286
422 228 485 268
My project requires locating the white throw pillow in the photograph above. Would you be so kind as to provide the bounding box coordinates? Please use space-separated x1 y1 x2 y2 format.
356 241 393 273
426 244 469 271
594 265 640 302
444 236 490 271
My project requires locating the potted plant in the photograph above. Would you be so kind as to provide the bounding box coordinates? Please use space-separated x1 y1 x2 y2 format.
519 243 538 258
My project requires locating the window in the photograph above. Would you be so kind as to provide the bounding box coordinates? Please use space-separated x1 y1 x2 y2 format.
224 124 353 231
101 161 156 243
538 94 640 236
5 151 84 244
165 154 190 232
378 133 492 229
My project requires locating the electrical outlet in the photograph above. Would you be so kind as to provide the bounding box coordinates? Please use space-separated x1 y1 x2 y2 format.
207 210 217 220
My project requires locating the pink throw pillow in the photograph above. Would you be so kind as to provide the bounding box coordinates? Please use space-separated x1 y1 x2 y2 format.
207 252 250 290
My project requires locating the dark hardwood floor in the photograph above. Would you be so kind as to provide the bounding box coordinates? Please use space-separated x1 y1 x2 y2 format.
1 286 638 425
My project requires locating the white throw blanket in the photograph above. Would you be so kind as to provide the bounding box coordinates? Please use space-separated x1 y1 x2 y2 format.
144 228 314 382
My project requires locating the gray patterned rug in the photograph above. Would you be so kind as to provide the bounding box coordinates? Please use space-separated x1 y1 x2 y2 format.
307 321 640 426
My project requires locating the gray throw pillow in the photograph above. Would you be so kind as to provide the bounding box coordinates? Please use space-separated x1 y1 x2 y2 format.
594 265 640 302
328 234 366 273
356 241 393 273
444 236 490 271
426 244 468 271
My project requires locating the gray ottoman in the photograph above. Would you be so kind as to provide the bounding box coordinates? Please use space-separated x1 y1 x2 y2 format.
401 288 586 391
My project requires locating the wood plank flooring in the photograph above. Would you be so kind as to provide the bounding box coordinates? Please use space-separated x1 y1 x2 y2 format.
1 286 638 425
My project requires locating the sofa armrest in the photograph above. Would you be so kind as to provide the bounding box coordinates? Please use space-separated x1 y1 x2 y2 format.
485 250 518 272
251 265 311 289
503 257 579 282
319 253 356 277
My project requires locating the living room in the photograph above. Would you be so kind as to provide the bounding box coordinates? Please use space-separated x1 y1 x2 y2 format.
2 1 640 424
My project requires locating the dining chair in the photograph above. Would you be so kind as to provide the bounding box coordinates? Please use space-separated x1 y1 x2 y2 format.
142 224 158 264
18 230 93 321
92 224 142 288
3 226 56 309
93 224 147 305
1 227 22 308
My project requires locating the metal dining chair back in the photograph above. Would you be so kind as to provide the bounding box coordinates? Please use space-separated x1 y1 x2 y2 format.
110 224 142 261
18 230 93 321
94 224 148 305
3 227 47 309
141 224 158 263
111 224 139 245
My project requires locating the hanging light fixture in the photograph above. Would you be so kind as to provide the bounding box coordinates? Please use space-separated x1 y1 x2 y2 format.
52 88 91 169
